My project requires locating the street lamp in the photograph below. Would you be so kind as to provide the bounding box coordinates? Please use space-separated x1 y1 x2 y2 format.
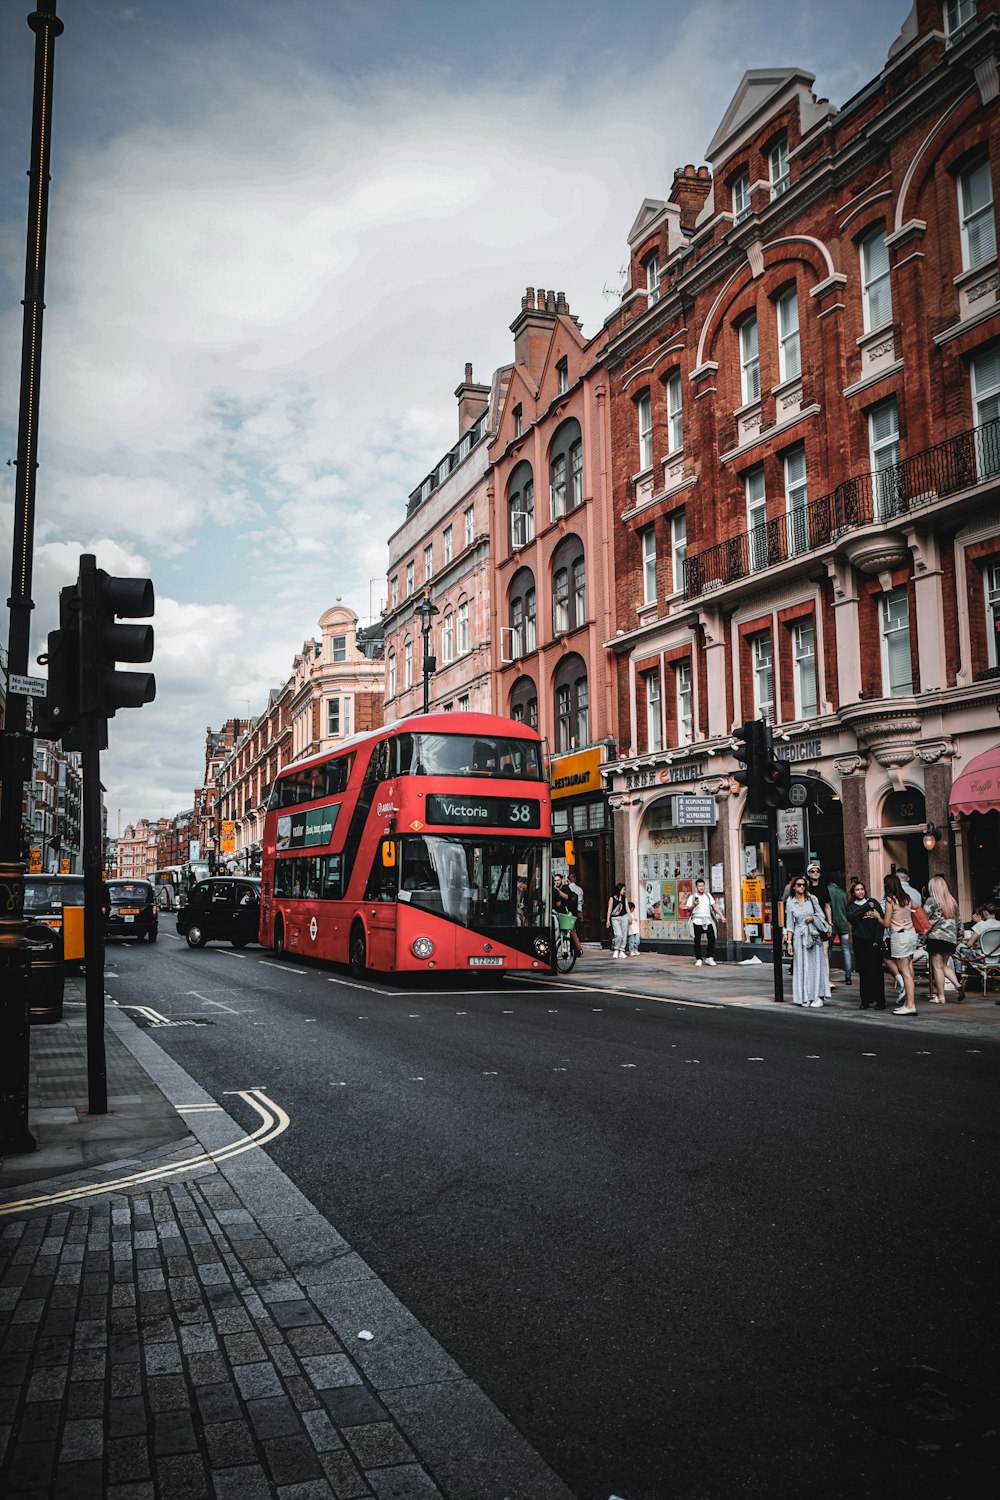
413 594 439 715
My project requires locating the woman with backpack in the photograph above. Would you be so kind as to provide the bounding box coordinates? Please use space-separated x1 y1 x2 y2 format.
606 882 628 959
782 875 832 1007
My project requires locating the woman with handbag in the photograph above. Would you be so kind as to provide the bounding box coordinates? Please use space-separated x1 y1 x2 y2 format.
783 876 831 1008
923 875 962 1003
876 874 918 1015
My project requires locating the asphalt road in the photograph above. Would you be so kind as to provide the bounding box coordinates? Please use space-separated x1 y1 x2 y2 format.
103 930 1000 1500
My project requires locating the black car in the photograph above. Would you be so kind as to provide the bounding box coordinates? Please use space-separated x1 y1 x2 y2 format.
176 877 261 949
104 879 158 943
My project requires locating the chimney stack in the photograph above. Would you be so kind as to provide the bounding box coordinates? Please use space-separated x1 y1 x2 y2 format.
669 164 712 232
510 285 570 380
454 363 490 437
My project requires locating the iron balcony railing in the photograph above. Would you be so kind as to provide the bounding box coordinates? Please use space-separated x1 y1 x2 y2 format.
684 416 1000 601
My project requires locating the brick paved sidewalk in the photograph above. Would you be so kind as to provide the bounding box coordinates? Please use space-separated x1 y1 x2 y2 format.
0 1001 573 1500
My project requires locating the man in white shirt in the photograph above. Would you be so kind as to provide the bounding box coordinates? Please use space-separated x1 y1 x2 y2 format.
684 878 724 966
896 868 923 907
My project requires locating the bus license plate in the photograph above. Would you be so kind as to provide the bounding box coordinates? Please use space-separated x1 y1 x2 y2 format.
469 956 504 967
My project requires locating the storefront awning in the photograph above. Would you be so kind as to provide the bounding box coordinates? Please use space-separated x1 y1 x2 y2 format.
949 744 1000 816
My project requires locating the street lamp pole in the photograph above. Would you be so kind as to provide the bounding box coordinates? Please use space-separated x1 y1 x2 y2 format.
414 594 439 715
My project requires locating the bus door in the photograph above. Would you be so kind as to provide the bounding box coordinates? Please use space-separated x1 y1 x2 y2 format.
364 839 399 970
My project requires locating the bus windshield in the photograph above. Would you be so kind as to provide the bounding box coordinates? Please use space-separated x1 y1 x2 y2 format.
398 835 548 928
396 733 544 782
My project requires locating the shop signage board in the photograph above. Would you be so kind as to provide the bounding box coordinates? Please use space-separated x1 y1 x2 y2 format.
221 820 236 853
671 795 717 827
551 747 604 799
775 739 821 763
625 761 706 790
777 807 805 850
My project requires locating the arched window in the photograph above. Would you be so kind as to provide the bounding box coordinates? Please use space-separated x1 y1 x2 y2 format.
553 653 588 752
387 651 396 699
507 460 535 551
507 567 536 661
403 637 413 690
549 419 584 520
509 675 538 729
457 598 470 653
441 612 454 663
551 534 586 636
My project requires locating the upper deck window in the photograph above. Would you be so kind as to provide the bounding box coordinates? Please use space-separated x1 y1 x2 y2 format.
394 733 544 781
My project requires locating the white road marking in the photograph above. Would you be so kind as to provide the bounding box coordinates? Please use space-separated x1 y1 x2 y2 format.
177 1103 223 1113
483 1071 498 1076
1 1089 289 1214
862 1053 877 1057
187 992 239 1014
215 949 246 960
806 1054 820 1059
326 974 398 996
747 1057 764 1062
621 1063 636 1069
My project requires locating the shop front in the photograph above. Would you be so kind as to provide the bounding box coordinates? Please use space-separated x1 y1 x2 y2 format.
636 798 714 948
949 743 1000 909
550 746 610 943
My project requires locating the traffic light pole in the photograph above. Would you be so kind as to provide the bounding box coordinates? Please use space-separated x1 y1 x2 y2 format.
767 804 785 1004
80 719 107 1115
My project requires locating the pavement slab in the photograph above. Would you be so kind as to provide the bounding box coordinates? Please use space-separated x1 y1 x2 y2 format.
0 982 577 1499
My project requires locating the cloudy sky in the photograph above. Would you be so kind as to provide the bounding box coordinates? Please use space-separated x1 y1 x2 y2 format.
0 0 908 833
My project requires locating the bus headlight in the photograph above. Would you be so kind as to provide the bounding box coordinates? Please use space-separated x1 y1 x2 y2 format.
411 936 435 959
533 937 550 958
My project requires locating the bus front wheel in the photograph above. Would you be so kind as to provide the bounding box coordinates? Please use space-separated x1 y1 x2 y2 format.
273 918 286 958
349 923 367 979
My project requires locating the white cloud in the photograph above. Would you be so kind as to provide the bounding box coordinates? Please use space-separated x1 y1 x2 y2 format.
0 0 904 828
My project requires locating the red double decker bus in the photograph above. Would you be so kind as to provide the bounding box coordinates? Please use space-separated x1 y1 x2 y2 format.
259 713 553 975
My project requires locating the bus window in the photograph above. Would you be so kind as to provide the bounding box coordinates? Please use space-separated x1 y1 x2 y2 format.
395 733 543 781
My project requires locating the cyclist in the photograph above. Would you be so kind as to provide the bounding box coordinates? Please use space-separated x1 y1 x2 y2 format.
553 873 582 957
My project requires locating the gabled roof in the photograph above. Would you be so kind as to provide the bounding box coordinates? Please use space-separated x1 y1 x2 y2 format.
627 198 668 247
706 68 815 163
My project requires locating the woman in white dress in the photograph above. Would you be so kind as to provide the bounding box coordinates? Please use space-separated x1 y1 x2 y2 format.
783 875 831 1007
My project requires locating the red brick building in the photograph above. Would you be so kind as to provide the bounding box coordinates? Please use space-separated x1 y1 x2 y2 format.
488 288 616 934
604 0 1000 948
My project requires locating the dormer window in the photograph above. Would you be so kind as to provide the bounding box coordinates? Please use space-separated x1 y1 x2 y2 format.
732 168 752 223
332 634 347 663
944 0 976 38
646 253 661 305
556 357 569 394
769 137 789 200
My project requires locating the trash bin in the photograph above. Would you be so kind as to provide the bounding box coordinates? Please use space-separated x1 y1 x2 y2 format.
25 920 65 1025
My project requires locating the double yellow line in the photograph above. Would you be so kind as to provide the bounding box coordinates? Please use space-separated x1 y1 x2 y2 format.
0 1089 289 1215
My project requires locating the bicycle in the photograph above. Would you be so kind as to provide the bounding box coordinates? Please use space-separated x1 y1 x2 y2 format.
552 915 578 973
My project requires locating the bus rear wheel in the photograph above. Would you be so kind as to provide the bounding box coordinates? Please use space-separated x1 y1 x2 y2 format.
273 918 286 958
349 922 367 979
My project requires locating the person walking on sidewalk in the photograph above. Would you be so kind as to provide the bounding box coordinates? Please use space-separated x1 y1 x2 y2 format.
783 875 831 1006
806 863 836 989
626 901 640 956
847 880 887 1010
828 877 854 986
607 882 629 958
684 878 724 966
924 875 962 1004
877 873 918 1015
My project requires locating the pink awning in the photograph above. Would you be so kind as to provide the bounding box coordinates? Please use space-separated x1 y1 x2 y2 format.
949 744 1000 816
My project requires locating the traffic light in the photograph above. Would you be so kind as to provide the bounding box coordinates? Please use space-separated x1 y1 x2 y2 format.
733 718 770 814
35 580 82 745
762 752 792 810
78 553 155 728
